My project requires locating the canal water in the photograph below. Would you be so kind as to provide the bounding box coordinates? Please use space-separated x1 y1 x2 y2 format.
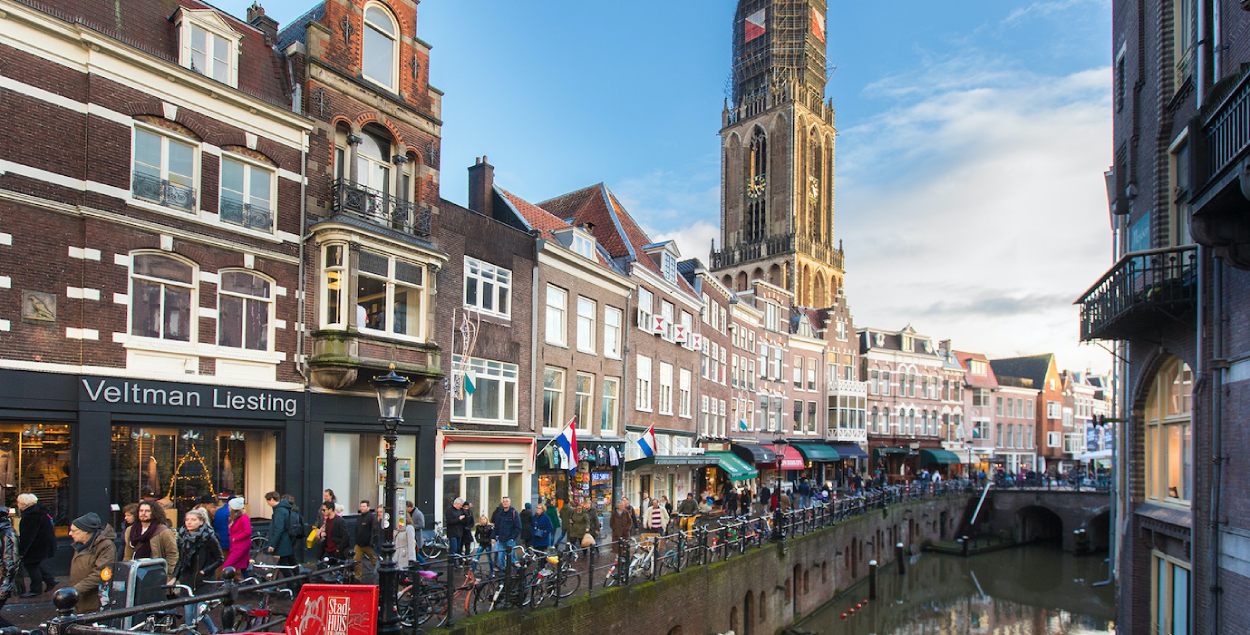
794 545 1116 634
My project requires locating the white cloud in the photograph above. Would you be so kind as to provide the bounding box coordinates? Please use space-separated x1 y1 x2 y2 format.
1003 0 1107 25
838 56 1116 373
653 221 721 265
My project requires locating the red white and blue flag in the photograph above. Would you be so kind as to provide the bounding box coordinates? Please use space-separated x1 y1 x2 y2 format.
810 7 826 43
744 8 766 43
554 418 579 472
637 425 657 458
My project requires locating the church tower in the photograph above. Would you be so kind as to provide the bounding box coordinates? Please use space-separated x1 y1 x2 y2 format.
711 0 842 308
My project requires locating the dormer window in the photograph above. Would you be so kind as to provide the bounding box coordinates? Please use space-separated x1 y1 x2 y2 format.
175 10 240 87
571 233 595 259
662 253 677 283
363 3 399 91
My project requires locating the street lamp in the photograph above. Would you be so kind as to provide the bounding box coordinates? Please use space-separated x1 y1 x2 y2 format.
372 367 411 635
772 437 787 540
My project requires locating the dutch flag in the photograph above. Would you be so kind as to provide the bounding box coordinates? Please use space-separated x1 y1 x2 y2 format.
637 425 657 458
554 418 579 472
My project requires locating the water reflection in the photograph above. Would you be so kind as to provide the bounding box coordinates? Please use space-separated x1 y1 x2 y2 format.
796 545 1115 634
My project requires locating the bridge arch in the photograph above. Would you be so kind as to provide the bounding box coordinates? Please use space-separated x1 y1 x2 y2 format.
1016 505 1064 544
1084 508 1111 552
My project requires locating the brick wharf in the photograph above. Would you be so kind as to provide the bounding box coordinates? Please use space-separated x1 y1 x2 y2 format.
80 378 299 418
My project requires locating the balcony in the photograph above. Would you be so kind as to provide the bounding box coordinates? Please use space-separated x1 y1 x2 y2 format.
827 427 867 443
307 329 442 395
1189 66 1250 268
1076 245 1197 341
132 172 195 212
331 178 432 237
711 235 793 269
796 236 845 271
219 197 272 232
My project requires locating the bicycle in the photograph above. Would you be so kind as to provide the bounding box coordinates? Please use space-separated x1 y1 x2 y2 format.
420 521 450 560
603 539 652 587
521 547 581 607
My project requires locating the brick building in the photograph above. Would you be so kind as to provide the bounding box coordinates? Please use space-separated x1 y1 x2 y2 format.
821 289 869 477
955 351 999 472
1075 1 1250 631
0 0 316 532
990 354 1063 473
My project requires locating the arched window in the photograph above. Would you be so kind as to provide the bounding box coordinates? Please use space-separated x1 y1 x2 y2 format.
356 127 393 196
217 270 273 351
129 252 196 342
362 4 399 90
807 128 822 240
744 127 768 243
1144 357 1192 504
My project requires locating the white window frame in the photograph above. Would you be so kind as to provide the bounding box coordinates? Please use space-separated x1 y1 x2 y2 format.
604 306 623 359
545 284 568 347
658 362 674 415
637 288 653 328
575 372 594 432
463 256 512 319
216 269 274 352
661 252 677 282
131 124 199 212
218 154 276 233
543 366 565 430
320 242 348 329
128 251 198 343
175 11 240 87
576 296 596 353
571 233 595 259
356 249 429 341
678 368 692 418
451 355 519 426
635 355 653 412
601 377 620 434
362 2 400 91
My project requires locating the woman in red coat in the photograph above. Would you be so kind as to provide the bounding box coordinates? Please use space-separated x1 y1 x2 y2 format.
222 498 252 575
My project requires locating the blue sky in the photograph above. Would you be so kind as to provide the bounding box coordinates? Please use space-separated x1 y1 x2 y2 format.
221 0 1114 372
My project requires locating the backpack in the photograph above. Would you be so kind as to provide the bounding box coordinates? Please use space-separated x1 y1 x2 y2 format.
287 508 306 539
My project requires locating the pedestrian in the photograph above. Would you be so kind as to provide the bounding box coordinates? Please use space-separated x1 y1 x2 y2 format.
0 509 19 627
530 504 554 550
113 503 138 563
391 508 418 568
471 515 493 574
314 501 351 561
352 500 378 580
16 493 56 597
561 499 594 549
519 502 534 548
213 495 232 554
445 498 471 557
545 499 563 545
123 500 179 577
642 498 668 537
408 502 425 560
222 498 251 576
68 513 116 613
739 488 752 516
263 491 296 566
724 488 740 517
489 497 521 572
610 500 636 543
170 507 223 627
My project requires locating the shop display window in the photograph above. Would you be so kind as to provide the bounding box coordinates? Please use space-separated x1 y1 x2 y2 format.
0 424 71 531
323 432 416 513
441 458 524 515
111 426 279 523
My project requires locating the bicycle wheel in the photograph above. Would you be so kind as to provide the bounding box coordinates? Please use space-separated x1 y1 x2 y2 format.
472 579 504 614
555 567 581 598
420 542 445 560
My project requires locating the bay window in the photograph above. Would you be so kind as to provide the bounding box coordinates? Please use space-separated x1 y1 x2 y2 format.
217 270 272 351
357 249 426 339
321 243 348 328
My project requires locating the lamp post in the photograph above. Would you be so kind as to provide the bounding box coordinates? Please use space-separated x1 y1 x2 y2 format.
772 437 787 540
372 368 411 635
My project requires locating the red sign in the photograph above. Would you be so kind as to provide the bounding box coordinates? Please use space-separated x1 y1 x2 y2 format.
285 584 379 635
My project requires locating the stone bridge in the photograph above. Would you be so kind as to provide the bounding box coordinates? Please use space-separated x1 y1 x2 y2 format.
976 488 1113 552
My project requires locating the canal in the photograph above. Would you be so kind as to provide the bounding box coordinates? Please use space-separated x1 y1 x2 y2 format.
793 545 1116 634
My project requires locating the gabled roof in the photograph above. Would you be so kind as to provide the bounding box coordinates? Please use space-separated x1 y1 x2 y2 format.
496 187 620 272
35 0 292 108
275 2 326 51
990 354 1054 386
954 351 999 389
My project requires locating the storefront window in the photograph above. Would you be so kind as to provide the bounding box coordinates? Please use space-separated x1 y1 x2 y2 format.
441 457 525 515
0 424 71 530
323 432 416 514
111 426 279 523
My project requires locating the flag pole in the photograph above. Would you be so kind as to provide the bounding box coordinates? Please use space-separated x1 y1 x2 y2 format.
535 416 577 456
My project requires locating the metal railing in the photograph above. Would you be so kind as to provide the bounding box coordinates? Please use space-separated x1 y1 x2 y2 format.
331 178 432 237
1200 66 1250 194
219 197 273 232
710 235 794 269
1076 244 1197 341
132 172 196 212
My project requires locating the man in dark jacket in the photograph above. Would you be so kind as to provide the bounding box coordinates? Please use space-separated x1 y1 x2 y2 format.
489 497 521 571
263 492 295 566
353 501 377 580
519 503 534 547
315 502 351 561
445 498 471 556
16 494 55 597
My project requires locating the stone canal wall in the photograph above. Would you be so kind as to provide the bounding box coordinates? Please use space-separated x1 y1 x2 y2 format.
434 495 971 635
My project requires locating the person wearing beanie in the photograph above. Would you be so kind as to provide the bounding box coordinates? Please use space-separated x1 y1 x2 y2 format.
222 498 251 575
69 512 116 612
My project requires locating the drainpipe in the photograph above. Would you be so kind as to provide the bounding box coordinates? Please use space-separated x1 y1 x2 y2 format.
1208 250 1224 634
294 129 312 505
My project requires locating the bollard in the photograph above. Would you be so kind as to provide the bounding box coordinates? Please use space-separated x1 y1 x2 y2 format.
676 530 686 571
445 553 455 627
588 540 596 594
895 542 906 575
868 560 878 600
652 535 661 580
960 535 969 557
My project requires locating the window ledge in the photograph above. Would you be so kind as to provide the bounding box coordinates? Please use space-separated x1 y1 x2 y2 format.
450 418 519 427
576 347 596 355
127 197 287 244
463 306 511 322
120 334 284 364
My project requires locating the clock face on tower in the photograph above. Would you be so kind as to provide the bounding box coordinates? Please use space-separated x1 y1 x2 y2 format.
746 174 767 200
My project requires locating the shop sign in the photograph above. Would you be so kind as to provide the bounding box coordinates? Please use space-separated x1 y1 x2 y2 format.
80 377 298 417
285 584 378 635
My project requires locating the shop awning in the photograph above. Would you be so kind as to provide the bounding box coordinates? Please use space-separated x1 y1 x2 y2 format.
625 455 720 471
791 442 841 462
920 449 963 465
778 445 806 470
706 451 759 481
874 447 911 457
731 442 778 464
829 442 868 460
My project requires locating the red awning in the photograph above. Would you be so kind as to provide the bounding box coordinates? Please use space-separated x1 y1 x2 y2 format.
779 445 805 470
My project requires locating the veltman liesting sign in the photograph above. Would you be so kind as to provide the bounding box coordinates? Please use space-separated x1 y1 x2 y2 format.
81 378 298 418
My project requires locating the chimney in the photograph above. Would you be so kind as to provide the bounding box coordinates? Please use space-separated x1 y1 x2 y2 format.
467 156 494 217
247 2 279 44
939 339 952 354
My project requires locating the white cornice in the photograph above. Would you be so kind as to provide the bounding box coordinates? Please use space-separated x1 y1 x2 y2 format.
538 248 634 297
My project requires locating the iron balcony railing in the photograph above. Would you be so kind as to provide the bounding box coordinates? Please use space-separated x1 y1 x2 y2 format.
131 172 195 212
331 178 432 237
1198 66 1250 195
711 235 793 269
219 196 273 232
796 235 845 270
1076 245 1198 341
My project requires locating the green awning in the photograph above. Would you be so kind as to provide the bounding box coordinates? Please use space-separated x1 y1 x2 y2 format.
706 451 759 481
790 442 841 462
874 447 910 456
625 455 720 471
920 449 962 465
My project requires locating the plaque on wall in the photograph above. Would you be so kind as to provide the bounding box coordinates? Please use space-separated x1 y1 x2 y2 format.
22 291 56 322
